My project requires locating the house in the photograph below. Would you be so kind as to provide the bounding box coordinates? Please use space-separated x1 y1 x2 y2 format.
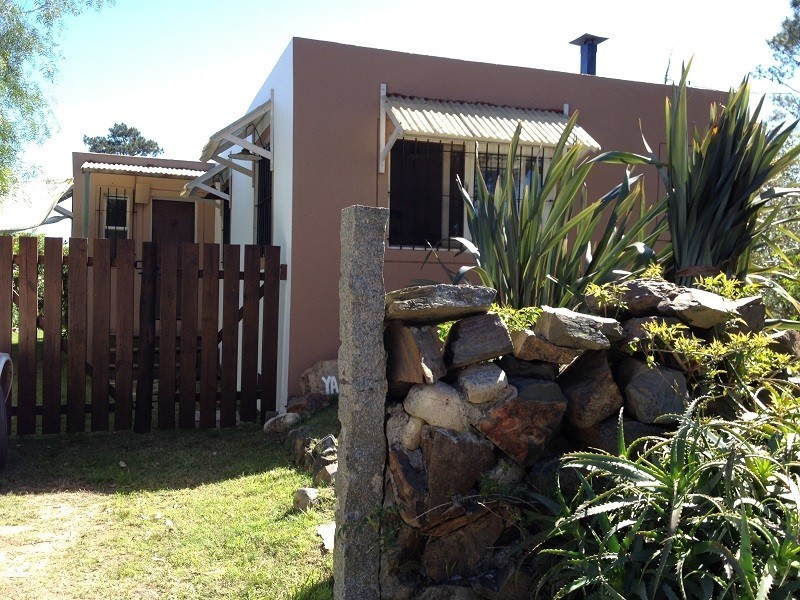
185 37 725 408
70 152 218 340
71 152 217 253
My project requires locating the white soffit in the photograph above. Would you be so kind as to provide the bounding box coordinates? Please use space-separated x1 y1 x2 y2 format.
181 163 229 202
384 94 601 150
200 98 273 163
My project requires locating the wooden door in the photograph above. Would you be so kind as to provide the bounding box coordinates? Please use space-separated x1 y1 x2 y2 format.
152 200 195 318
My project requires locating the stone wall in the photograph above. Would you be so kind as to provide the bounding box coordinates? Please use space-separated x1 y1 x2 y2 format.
375 280 770 599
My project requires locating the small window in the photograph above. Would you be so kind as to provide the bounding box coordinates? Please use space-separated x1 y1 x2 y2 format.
100 189 130 258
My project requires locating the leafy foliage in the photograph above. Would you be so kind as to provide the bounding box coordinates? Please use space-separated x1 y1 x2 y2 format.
633 320 795 411
83 122 163 156
0 0 111 194
603 63 800 285
454 115 665 309
535 404 800 599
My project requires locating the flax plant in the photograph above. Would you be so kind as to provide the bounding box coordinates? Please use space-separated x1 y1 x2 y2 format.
454 113 666 309
602 63 800 286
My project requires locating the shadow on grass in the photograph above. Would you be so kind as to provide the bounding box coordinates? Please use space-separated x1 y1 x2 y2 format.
0 405 341 495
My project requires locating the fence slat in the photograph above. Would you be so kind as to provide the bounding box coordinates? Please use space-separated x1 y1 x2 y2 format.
91 239 111 431
200 244 219 429
0 236 12 355
260 246 281 420
178 243 199 429
135 242 157 433
0 236 11 435
240 245 261 422
158 242 178 429
220 246 239 428
67 238 88 432
42 238 63 434
17 237 38 434
114 239 135 431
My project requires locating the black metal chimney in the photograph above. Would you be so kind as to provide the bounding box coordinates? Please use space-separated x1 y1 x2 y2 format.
569 33 608 75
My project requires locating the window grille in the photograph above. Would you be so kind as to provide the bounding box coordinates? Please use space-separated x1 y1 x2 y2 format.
255 157 272 248
388 140 546 250
98 188 131 258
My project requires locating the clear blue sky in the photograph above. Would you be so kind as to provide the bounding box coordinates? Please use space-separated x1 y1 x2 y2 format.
18 0 799 184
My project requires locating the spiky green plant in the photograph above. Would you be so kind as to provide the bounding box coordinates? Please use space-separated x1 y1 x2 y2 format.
602 62 800 286
534 403 800 599
453 113 666 309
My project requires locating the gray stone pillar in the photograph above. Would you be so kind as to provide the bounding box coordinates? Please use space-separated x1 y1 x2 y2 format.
334 205 389 600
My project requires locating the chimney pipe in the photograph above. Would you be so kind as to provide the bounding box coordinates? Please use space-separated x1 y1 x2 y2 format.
569 33 608 75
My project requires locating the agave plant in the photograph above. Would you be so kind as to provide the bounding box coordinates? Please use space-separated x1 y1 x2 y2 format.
452 113 666 309
534 403 800 599
602 63 800 286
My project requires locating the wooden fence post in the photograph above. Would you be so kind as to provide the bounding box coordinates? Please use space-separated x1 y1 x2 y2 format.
67 238 88 433
17 237 38 435
42 238 63 434
135 242 157 433
260 246 280 420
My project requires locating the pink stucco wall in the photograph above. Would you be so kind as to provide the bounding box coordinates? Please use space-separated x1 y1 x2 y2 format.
284 38 724 397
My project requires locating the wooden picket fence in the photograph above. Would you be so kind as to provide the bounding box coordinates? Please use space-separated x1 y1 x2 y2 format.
0 236 282 435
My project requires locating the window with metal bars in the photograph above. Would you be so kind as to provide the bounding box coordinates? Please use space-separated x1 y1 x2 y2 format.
99 188 131 258
255 157 272 247
388 139 546 249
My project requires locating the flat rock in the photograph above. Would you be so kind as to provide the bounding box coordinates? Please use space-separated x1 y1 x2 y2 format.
263 412 302 434
497 355 559 380
403 381 469 431
421 426 496 523
444 313 513 369
571 416 668 455
585 279 681 317
511 329 581 363
770 329 800 357
620 316 681 345
615 357 688 423
414 585 481 600
473 380 567 467
299 359 339 396
317 521 336 553
385 284 496 323
388 445 427 527
422 511 506 582
454 363 515 405
731 296 765 333
534 306 622 350
313 463 337 486
293 487 319 512
657 288 734 329
385 321 446 386
557 351 624 428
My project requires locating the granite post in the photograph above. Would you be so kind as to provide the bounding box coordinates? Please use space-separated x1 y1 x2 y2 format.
334 205 389 599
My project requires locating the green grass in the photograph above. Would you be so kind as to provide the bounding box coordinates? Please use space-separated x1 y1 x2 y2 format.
0 409 339 599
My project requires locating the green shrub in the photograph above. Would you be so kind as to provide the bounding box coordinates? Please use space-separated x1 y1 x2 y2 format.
534 405 800 599
453 115 664 309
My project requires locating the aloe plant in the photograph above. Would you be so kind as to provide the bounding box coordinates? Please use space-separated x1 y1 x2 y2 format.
601 63 800 286
453 113 666 309
534 404 800 599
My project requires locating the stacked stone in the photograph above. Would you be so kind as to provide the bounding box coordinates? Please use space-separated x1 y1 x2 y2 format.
381 281 768 599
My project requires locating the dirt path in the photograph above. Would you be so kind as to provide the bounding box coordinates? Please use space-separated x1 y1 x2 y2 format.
0 492 108 599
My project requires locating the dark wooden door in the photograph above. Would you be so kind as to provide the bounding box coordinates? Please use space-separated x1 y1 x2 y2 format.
152 200 195 245
152 200 195 318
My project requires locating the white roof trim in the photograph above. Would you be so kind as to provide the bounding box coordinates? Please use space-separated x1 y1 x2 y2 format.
200 97 273 163
181 163 229 201
378 87 601 172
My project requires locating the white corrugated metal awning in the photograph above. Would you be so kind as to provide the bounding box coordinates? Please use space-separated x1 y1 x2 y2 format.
200 97 272 166
378 90 600 172
81 162 208 179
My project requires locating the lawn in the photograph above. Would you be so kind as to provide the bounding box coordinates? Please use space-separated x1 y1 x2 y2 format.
0 410 338 600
